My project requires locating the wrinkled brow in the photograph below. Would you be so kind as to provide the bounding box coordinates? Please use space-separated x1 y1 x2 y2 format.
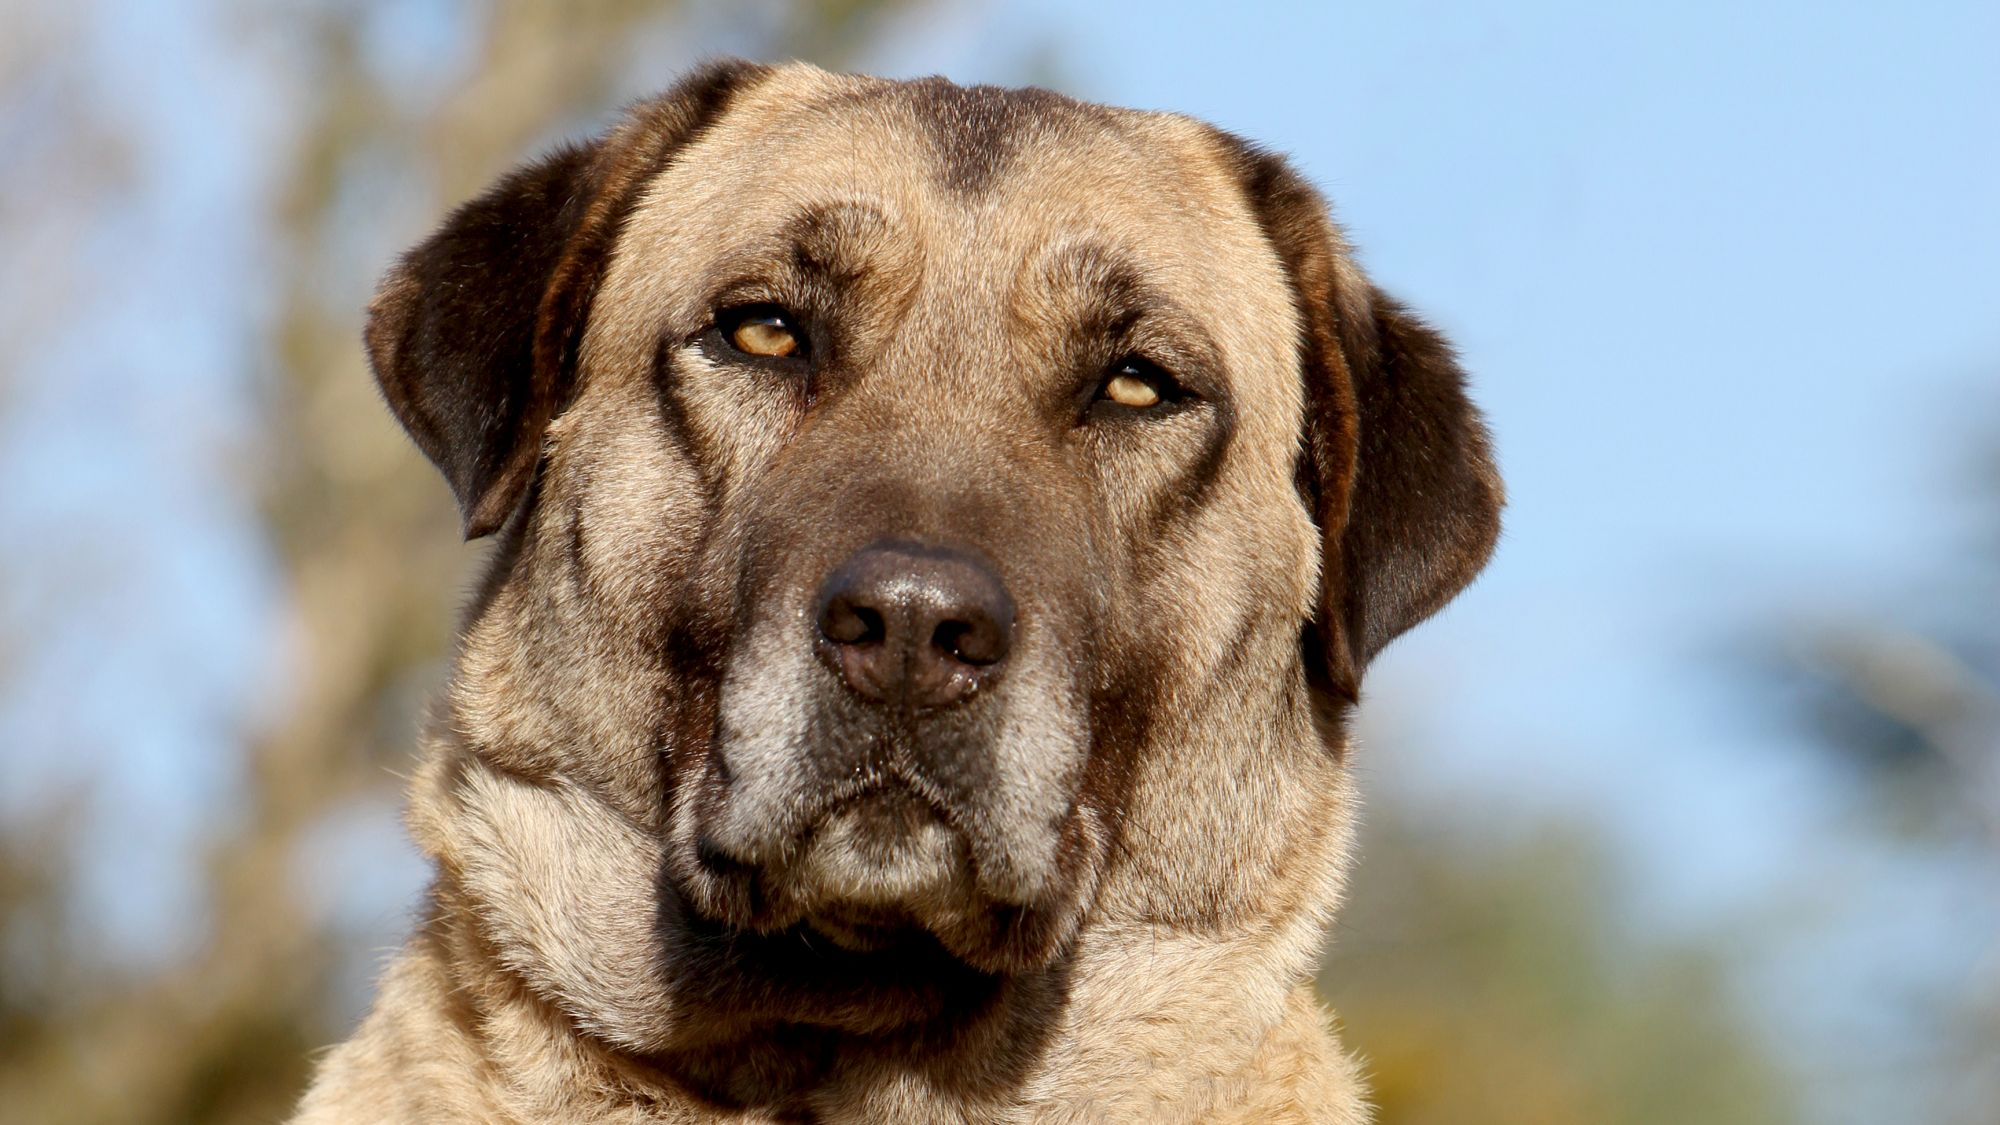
699 200 906 308
1023 241 1227 395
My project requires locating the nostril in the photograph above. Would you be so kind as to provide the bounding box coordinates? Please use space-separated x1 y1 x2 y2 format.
932 620 970 663
821 597 885 647
933 617 1005 666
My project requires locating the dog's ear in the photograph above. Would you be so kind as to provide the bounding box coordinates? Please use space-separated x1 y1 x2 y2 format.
365 60 767 538
1221 138 1503 705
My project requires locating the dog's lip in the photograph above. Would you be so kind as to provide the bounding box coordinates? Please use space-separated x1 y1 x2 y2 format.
694 776 985 914
788 790 962 898
683 776 1094 975
815 782 949 839
802 902 926 952
701 766 962 864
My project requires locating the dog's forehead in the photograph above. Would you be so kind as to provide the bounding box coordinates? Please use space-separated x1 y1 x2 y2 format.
713 66 1242 227
592 65 1300 413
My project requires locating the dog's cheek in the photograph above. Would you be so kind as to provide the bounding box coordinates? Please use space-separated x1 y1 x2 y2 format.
454 765 688 1053
555 382 715 631
443 384 715 820
450 583 682 830
1080 431 1335 928
1081 431 1301 705
1150 475 1315 683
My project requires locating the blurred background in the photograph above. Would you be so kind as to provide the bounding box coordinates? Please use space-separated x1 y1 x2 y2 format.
2 1 1995 1122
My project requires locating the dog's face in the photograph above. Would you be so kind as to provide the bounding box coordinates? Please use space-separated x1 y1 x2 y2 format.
368 62 1499 1062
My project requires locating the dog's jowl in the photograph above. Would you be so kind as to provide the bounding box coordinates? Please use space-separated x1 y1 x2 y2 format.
294 61 1501 1124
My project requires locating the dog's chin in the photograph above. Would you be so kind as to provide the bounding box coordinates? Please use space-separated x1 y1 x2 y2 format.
778 790 970 943
683 786 1084 976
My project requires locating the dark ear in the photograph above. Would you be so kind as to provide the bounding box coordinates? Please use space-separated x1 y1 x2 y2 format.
364 60 767 538
1221 138 1503 705
1321 287 1503 699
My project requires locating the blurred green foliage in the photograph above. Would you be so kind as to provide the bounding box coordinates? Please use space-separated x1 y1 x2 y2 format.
1324 812 1796 1124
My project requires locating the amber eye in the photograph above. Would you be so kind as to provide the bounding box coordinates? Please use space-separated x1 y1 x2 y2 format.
1094 358 1179 412
720 306 803 359
1102 371 1161 408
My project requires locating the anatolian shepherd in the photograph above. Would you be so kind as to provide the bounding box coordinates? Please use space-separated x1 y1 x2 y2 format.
294 61 1502 1123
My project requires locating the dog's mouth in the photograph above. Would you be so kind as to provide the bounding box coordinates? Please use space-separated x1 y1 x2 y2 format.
695 777 976 932
781 787 964 919
680 767 1091 975
681 624 1108 979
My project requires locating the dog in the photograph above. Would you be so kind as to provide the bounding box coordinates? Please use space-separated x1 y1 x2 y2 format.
292 60 1501 1123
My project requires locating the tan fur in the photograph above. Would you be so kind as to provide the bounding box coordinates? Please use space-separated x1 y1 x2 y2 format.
297 61 1501 1123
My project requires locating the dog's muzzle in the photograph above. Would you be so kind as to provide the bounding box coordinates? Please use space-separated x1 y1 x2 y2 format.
671 537 1101 974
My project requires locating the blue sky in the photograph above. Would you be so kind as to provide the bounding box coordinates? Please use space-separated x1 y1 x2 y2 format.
2 2 1995 1121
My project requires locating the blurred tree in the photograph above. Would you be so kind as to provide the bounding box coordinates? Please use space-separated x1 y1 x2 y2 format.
0 4 153 1118
0 3 907 1123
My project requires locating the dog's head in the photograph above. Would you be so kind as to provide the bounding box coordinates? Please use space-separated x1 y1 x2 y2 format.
369 61 1499 1061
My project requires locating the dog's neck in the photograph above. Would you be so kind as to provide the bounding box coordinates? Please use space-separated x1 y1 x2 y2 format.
385 860 1359 1123
366 753 1358 1121
338 638 1365 1122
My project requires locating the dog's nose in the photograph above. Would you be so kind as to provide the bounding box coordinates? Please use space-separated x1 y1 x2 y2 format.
816 541 1014 709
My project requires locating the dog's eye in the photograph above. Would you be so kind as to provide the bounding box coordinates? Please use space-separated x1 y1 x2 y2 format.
1102 371 1160 409
1092 358 1181 414
718 305 804 359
